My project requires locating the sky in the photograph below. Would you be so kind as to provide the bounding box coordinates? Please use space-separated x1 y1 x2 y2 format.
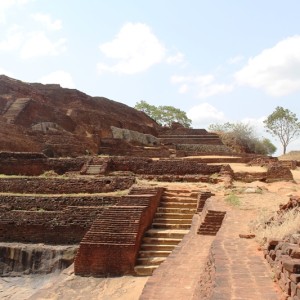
1 0 300 155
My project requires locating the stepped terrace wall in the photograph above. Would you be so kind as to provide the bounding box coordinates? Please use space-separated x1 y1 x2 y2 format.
110 157 223 175
74 187 164 276
0 152 87 175
0 176 135 194
0 207 105 244
0 195 119 211
99 138 171 158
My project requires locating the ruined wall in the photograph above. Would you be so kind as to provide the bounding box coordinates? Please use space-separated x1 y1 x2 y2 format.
74 187 164 276
0 176 135 194
110 157 223 175
0 207 105 244
0 152 87 175
266 164 294 183
0 195 118 211
99 138 171 158
265 236 300 299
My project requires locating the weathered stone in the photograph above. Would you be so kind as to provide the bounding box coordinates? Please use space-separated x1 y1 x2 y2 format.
283 259 300 273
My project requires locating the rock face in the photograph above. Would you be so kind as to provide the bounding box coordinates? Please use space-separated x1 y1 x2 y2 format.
0 76 159 157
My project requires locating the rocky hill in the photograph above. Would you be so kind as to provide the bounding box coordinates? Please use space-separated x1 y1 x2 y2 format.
0 75 159 156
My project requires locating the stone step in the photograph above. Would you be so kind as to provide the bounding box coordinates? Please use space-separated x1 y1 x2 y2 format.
139 250 172 258
164 190 198 196
142 236 182 245
161 197 198 203
134 265 158 276
160 202 196 208
198 230 219 235
141 244 175 251
157 207 195 214
155 212 194 219
145 229 188 239
136 256 166 266
153 218 192 225
152 223 191 229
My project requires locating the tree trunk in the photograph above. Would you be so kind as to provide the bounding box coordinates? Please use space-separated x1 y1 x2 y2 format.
283 144 287 155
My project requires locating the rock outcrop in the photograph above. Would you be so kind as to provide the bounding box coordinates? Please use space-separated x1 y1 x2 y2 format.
0 75 159 157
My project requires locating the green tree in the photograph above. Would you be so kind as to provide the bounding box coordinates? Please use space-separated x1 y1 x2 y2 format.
135 100 192 127
208 122 276 155
264 106 300 154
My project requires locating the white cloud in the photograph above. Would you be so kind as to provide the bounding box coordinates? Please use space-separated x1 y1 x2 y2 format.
31 13 62 31
97 22 166 74
0 0 31 23
20 31 66 59
197 83 234 98
179 84 189 94
0 26 23 51
166 52 185 65
241 116 267 136
171 74 234 98
227 55 244 65
235 35 300 96
39 71 75 88
187 103 226 128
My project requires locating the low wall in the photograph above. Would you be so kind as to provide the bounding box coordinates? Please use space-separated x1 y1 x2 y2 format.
74 187 164 276
0 207 105 244
0 176 135 194
110 157 223 175
264 236 300 299
0 195 118 211
234 172 267 182
0 152 87 175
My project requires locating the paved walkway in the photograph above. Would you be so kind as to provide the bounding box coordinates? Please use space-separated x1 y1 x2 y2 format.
211 207 280 300
139 196 281 300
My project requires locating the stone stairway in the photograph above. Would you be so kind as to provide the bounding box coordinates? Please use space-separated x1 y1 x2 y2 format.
197 210 226 235
85 164 102 175
4 98 31 124
81 158 111 175
134 189 198 276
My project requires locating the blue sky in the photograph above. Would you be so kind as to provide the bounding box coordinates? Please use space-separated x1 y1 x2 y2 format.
1 0 300 154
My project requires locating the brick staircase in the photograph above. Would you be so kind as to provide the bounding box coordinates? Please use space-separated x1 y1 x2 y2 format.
134 188 199 276
197 210 226 235
81 157 111 175
3 98 31 124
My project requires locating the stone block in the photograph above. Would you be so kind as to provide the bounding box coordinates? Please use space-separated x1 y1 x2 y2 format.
283 260 300 274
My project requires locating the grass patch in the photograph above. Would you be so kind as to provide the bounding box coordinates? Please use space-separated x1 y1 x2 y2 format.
225 193 241 207
250 207 300 246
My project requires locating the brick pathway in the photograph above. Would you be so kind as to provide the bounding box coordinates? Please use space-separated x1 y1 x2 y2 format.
210 203 280 300
139 196 281 300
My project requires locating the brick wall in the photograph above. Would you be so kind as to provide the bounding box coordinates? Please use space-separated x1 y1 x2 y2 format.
0 152 88 175
110 157 223 175
0 207 105 243
0 195 118 211
0 176 135 194
74 187 164 276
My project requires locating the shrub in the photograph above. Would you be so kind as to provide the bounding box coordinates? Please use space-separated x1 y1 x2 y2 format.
250 208 300 245
225 193 241 206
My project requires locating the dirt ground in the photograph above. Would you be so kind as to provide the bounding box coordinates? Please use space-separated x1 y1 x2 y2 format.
1 163 300 300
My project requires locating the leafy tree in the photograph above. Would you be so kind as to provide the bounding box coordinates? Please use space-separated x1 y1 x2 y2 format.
135 100 192 128
264 106 300 154
208 122 276 155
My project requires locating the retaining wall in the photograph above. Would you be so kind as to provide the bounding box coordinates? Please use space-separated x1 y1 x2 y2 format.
74 187 164 276
0 176 135 194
